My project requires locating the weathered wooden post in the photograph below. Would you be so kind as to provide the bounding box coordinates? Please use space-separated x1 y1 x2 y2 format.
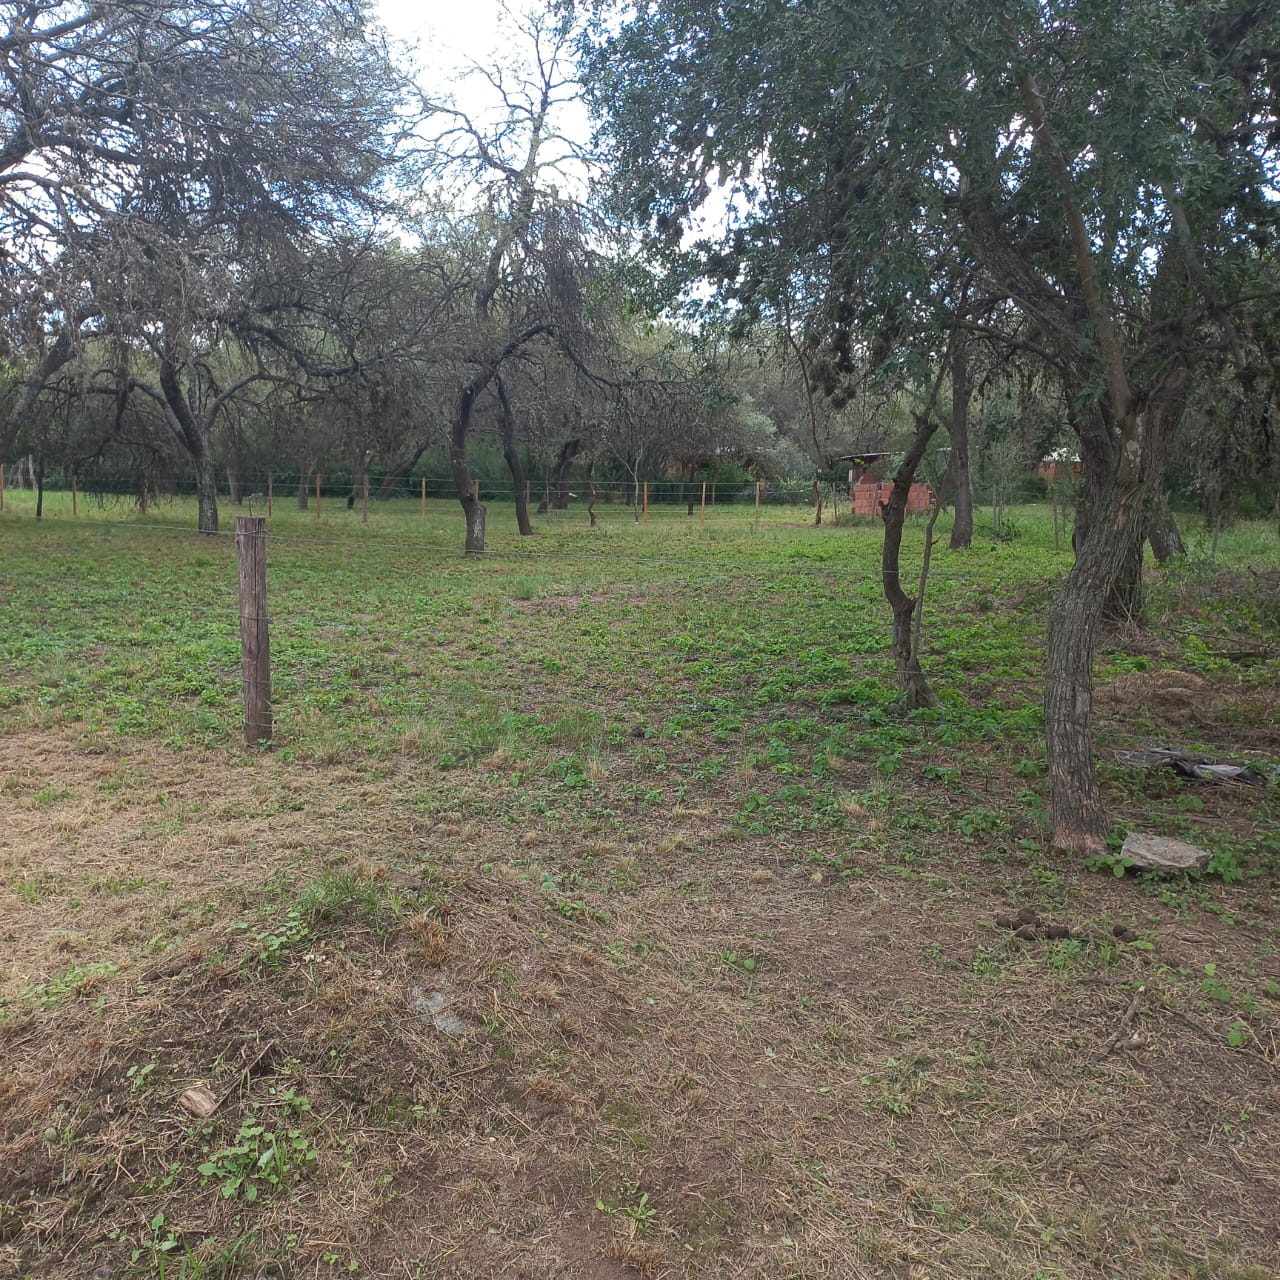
754 479 762 530
421 476 427 523
235 516 272 748
643 481 649 525
71 469 77 516
362 470 369 524
315 473 321 521
267 472 273 518
700 481 707 528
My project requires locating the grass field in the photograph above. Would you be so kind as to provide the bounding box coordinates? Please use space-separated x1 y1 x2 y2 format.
2 491 1279 1279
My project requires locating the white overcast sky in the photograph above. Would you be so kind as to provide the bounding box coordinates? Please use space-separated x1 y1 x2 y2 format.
375 0 559 113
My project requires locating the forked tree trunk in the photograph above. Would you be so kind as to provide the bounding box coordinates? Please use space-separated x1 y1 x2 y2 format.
949 332 973 549
1047 380 1188 854
881 413 941 710
158 356 219 535
1075 452 1145 625
376 442 426 500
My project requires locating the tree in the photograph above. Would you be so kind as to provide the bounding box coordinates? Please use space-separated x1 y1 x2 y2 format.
0 0 412 530
581 0 1280 854
398 9 607 552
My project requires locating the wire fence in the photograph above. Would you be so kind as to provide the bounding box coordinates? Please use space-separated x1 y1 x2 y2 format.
0 465 929 510
4 488 1271 755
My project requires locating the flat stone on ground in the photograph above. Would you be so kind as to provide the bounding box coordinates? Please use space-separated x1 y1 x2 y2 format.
1121 832 1212 872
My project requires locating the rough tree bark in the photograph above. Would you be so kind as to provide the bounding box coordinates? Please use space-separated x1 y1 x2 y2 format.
813 479 824 526
1146 486 1185 563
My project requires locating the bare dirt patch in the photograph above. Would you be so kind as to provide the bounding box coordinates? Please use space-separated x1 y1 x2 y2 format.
1 732 1278 1280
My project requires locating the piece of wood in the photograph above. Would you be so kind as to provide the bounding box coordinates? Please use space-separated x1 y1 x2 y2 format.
235 516 272 748
754 479 762 530
700 481 706 528
421 476 426 522
473 478 480 502
362 470 369 524
71 470 77 516
1101 984 1146 1057
267 472 272 518
315 472 321 521
643 481 649 525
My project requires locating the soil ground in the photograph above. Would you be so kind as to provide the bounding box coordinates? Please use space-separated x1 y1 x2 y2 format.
1 501 1278 1279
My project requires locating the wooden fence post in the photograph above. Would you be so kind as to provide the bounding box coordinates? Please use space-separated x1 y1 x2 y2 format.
0 464 4 510
643 481 649 525
316 473 321 521
362 471 369 524
235 516 272 748
754 479 762 530
421 476 427 523
267 472 273 518
700 480 707 528
71 469 77 516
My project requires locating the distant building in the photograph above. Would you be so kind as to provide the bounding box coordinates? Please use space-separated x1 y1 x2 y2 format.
1038 449 1082 484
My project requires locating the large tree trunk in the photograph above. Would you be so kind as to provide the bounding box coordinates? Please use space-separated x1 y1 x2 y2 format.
949 331 974 549
297 464 312 510
497 381 534 536
881 412 941 710
1045 478 1140 855
1048 383 1188 854
536 436 581 514
1074 448 1145 625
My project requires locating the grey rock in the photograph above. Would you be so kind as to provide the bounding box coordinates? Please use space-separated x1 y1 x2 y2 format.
1121 832 1212 872
409 984 469 1037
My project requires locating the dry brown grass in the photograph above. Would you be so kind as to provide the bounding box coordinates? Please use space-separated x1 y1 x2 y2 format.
1 729 1278 1280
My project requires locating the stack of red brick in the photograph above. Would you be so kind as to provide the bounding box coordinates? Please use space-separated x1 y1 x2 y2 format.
849 481 934 518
